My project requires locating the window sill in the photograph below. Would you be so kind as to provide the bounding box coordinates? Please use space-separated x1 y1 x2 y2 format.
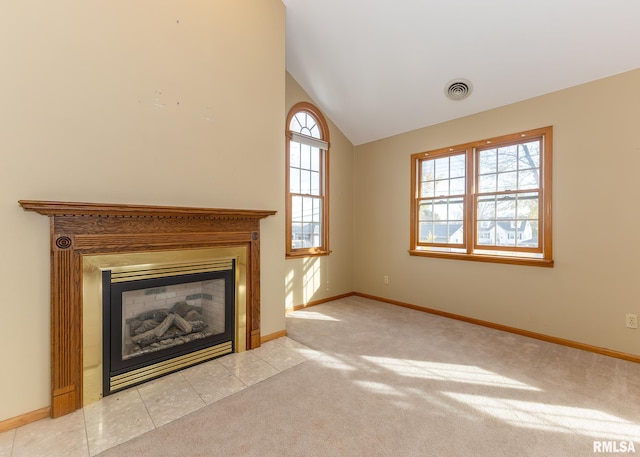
408 250 554 268
286 249 331 259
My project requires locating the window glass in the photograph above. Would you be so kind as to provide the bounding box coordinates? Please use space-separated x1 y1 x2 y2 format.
286 103 330 257
411 127 553 266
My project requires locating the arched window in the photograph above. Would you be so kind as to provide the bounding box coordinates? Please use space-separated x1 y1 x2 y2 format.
286 102 330 258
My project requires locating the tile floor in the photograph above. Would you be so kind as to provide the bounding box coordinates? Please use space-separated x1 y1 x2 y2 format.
0 337 319 457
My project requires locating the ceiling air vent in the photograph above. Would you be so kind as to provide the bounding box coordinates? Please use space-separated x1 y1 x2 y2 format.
445 79 473 101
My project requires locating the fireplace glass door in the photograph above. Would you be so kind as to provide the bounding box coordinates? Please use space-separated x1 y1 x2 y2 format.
102 260 235 395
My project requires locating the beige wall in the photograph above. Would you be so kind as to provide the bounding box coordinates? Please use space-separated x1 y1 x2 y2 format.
354 68 640 357
0 0 285 422
285 73 355 308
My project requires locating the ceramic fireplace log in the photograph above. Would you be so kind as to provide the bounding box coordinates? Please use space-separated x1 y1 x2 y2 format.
153 314 176 338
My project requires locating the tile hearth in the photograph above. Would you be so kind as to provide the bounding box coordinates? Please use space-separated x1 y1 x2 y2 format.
0 337 319 457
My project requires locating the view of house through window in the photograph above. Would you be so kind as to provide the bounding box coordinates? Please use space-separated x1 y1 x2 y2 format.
410 127 553 267
286 102 330 258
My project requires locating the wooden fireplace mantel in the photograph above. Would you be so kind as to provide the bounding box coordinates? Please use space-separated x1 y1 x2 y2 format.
19 200 276 418
19 200 278 219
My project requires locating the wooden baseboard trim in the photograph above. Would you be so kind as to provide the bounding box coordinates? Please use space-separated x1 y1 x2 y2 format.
0 407 50 433
261 330 288 344
354 292 640 364
287 292 355 313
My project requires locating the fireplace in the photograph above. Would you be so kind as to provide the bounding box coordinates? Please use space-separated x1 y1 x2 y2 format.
102 258 236 395
19 200 276 418
82 246 249 406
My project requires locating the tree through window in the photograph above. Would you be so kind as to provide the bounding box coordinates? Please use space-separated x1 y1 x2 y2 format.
286 102 330 258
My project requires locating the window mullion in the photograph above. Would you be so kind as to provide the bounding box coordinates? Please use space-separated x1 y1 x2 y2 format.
465 148 475 253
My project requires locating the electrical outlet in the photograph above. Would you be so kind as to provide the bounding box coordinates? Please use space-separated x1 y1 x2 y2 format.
383 275 389 285
626 314 638 329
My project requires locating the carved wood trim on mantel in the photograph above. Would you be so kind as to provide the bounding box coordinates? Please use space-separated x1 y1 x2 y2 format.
19 200 276 419
19 200 277 219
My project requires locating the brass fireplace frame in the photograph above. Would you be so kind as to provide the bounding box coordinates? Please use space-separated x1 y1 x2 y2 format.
83 248 247 406
19 200 276 418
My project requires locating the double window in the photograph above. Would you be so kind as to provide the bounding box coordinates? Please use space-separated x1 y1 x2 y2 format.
286 102 330 258
410 127 553 267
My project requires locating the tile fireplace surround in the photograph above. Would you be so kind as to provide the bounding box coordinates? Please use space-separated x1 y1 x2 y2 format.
19 200 276 419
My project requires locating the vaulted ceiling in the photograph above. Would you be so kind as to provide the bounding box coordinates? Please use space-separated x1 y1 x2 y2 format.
283 0 640 145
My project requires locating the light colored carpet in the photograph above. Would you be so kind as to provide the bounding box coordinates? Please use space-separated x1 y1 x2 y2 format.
98 296 640 456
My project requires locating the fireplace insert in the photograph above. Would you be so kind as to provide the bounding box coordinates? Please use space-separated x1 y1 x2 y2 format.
102 259 235 395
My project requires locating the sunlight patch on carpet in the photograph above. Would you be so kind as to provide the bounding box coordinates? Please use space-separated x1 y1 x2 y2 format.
287 311 340 321
443 393 640 441
353 380 407 397
361 356 540 391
